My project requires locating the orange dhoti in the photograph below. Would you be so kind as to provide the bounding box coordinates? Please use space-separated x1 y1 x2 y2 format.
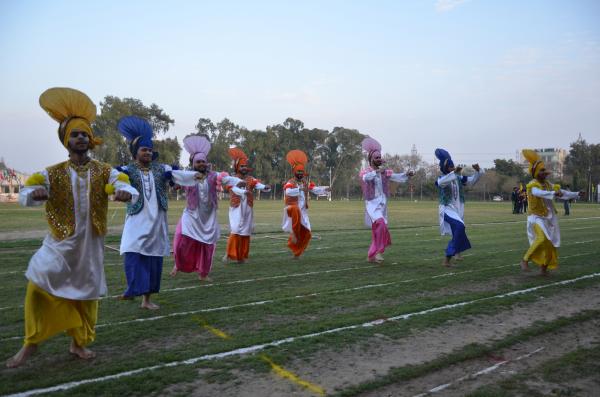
226 234 251 261
286 205 312 257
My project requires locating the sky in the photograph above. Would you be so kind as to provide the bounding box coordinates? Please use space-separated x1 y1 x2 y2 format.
1 0 599 173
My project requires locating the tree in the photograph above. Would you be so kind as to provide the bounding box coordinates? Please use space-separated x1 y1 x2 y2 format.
92 96 179 166
493 159 526 180
565 136 600 197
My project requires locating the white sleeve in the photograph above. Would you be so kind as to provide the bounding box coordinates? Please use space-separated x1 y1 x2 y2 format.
466 170 484 186
310 186 327 195
531 187 556 199
255 182 266 190
231 186 247 198
557 190 580 201
171 170 200 186
390 172 409 183
18 170 49 207
362 170 377 182
110 169 139 203
286 187 300 197
437 172 456 187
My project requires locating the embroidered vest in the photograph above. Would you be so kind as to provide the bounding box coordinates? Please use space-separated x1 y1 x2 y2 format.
229 175 259 208
186 171 218 210
46 160 111 240
526 179 558 217
438 174 467 206
360 168 391 200
284 179 313 209
126 162 168 215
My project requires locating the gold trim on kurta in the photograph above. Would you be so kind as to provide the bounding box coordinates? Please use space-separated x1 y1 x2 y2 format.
46 160 111 240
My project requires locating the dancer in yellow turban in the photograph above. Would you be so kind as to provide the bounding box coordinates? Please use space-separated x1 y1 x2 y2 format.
520 149 584 275
6 88 137 368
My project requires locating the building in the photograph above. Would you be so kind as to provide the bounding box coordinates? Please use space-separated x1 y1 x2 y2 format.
0 160 29 203
519 148 567 180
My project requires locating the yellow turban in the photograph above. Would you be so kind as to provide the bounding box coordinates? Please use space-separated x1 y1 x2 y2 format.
39 87 103 149
522 149 545 179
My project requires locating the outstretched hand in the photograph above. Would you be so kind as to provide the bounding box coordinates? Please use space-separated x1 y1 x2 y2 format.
555 190 563 198
407 170 415 177
454 166 463 174
31 188 48 201
578 191 586 198
114 191 132 202
472 163 481 172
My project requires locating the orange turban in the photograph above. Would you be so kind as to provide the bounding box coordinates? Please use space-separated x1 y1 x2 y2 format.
228 147 249 172
286 150 308 173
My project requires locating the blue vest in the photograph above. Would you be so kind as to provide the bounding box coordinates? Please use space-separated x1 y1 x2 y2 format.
438 174 467 205
126 162 168 215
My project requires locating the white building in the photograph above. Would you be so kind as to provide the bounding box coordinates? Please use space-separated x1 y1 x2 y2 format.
519 148 567 180
0 163 29 203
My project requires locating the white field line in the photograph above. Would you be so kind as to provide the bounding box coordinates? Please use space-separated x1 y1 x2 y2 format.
412 347 545 397
6 273 598 397
0 241 597 312
0 251 594 342
1 218 596 277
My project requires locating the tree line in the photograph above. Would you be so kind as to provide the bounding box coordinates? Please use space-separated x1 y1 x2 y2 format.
90 95 599 201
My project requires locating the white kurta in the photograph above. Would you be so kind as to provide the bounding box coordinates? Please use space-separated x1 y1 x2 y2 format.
527 188 579 248
437 170 484 235
172 171 221 245
20 167 138 300
228 183 267 236
362 170 408 227
281 184 327 233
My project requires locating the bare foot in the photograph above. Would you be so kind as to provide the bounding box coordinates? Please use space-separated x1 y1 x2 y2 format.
292 255 300 260
442 257 453 267
6 344 37 368
455 253 464 261
539 265 549 276
367 256 377 263
169 266 178 277
520 260 530 272
375 253 384 263
69 341 96 360
237 259 246 264
290 234 298 245
199 275 212 282
141 301 160 310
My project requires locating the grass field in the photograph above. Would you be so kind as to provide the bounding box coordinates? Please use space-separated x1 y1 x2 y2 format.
1 200 599 396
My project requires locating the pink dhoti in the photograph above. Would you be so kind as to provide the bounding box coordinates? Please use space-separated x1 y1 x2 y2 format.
368 218 391 260
173 220 215 278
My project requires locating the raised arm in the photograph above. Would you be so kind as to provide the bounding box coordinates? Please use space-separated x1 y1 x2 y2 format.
465 170 484 186
530 187 557 199
390 172 409 183
437 171 456 187
362 169 377 182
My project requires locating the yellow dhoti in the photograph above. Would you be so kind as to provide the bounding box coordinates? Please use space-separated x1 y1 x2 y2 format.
523 224 558 269
23 281 98 346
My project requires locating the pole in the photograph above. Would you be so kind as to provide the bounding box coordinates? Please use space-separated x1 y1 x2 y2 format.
328 167 332 201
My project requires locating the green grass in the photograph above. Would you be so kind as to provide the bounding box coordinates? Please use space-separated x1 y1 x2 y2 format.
467 340 600 397
0 201 599 396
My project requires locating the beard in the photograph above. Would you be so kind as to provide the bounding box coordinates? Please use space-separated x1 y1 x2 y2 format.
69 145 89 155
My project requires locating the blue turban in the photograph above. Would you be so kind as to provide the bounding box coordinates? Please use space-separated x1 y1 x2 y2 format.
118 116 154 159
434 148 454 174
